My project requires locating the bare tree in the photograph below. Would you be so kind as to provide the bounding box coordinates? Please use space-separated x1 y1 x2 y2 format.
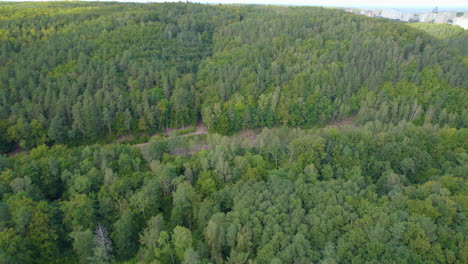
90 224 113 264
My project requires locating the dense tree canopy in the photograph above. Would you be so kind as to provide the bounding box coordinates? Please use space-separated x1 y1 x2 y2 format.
1 122 467 263
0 2 467 264
0 2 466 152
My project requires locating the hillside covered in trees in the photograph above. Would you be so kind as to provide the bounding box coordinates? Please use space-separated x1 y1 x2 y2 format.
0 2 467 264
1 2 466 151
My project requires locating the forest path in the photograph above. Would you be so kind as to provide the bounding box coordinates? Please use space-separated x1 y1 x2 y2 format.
134 116 357 151
134 123 208 148
6 117 357 157
324 115 357 129
162 123 208 137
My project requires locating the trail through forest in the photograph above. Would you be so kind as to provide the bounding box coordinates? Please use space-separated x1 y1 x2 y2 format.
324 116 357 128
134 117 357 157
134 123 208 148
7 119 357 157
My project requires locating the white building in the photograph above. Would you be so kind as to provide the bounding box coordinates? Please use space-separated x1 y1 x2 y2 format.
401 13 417 22
419 13 438 23
434 12 456 24
356 8 466 28
453 17 468 29
381 9 403 20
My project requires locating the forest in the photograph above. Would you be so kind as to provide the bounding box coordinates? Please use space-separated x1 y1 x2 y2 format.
0 2 467 264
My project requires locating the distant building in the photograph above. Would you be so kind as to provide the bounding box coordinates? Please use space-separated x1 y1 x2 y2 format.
420 12 457 24
373 10 382 17
401 13 418 22
434 12 456 24
453 17 468 29
419 13 437 23
360 9 374 17
381 9 403 20
354 7 466 28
